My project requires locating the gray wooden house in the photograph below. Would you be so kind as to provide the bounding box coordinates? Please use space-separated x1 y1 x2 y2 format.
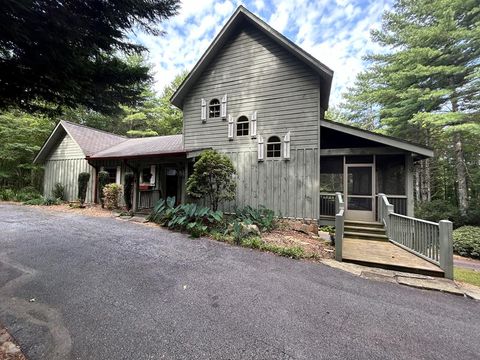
34 6 452 278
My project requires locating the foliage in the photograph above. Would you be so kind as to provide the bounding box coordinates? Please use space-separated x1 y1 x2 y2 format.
0 1 180 114
0 110 54 190
415 199 463 225
231 221 245 245
235 205 276 232
454 267 480 287
240 237 305 259
123 173 135 211
103 183 122 210
453 226 480 259
77 172 90 206
339 0 480 216
319 225 335 233
186 150 237 211
0 187 42 202
0 188 16 201
52 183 65 201
97 171 110 208
147 198 223 238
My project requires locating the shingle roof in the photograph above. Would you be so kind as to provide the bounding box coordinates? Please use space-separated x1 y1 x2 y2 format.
89 134 184 159
61 121 127 156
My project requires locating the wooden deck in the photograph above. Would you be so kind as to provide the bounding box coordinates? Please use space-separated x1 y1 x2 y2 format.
342 238 444 277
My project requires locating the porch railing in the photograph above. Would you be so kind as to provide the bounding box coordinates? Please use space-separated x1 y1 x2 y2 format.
378 193 453 279
320 193 336 216
334 192 344 261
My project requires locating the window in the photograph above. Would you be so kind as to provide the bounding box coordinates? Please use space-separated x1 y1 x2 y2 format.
209 99 220 118
319 156 343 192
236 116 249 136
141 167 152 184
266 136 281 158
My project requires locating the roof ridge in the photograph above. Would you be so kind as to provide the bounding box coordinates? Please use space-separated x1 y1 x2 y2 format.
60 120 127 139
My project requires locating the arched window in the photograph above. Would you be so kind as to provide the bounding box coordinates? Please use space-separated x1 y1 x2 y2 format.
266 136 281 158
209 99 220 118
236 116 249 136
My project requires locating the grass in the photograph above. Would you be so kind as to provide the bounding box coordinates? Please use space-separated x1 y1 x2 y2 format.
454 267 480 287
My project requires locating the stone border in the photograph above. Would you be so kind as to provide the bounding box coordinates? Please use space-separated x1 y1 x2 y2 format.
320 259 480 300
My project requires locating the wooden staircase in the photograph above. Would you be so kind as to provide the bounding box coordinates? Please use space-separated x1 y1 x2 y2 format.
341 220 444 277
344 220 388 242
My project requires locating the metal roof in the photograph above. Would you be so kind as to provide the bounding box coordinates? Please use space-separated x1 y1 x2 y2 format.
170 5 334 110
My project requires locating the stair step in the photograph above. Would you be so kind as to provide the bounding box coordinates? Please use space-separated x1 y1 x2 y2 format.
344 225 386 234
343 232 389 241
345 220 383 228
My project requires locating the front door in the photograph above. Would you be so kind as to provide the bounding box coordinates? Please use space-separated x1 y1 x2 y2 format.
345 164 375 221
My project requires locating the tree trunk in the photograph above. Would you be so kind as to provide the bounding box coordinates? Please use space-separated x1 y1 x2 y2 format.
450 96 469 216
453 132 468 216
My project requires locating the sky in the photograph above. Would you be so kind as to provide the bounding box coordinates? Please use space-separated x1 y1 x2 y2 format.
133 0 393 106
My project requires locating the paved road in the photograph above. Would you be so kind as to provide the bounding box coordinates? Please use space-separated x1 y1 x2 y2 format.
0 204 479 360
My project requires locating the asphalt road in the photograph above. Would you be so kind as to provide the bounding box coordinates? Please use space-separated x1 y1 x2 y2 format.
0 204 479 360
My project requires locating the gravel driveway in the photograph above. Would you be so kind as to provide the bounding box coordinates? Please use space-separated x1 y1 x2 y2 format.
0 203 479 360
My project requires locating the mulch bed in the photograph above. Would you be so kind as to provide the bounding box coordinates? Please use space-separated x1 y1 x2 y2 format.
262 228 334 259
0 325 27 360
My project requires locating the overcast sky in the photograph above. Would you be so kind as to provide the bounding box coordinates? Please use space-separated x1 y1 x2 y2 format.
133 0 393 105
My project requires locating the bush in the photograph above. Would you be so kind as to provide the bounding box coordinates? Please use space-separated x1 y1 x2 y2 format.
14 187 42 202
97 171 109 208
415 199 463 226
78 172 90 206
0 188 16 201
23 196 61 206
240 237 305 259
453 226 480 259
186 149 236 211
52 183 65 201
147 198 223 238
103 183 122 210
124 173 135 211
235 205 276 232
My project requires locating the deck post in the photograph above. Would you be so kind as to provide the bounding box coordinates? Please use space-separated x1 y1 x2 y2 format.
439 220 453 279
335 212 343 261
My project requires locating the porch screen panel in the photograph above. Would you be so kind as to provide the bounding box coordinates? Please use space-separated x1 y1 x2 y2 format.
376 155 406 195
320 156 343 193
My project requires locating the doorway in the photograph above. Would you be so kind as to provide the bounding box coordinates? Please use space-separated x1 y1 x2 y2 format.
165 168 179 203
345 164 375 221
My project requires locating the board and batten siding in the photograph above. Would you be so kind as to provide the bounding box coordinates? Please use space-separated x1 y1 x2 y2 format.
43 134 95 202
182 24 321 220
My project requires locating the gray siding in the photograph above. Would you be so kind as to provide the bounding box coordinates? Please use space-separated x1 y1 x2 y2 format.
182 25 321 219
43 134 95 202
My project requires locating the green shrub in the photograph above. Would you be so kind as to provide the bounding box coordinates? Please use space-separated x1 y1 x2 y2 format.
13 187 42 202
148 199 223 238
97 171 110 208
78 172 90 206
103 183 122 210
0 188 16 201
415 199 463 226
23 197 45 205
52 183 65 201
319 225 335 233
239 237 305 259
235 205 276 232
124 173 135 211
186 149 236 211
453 226 480 259
241 236 263 249
23 196 61 206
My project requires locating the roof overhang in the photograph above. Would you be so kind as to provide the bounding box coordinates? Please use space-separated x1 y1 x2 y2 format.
170 6 334 110
87 151 187 161
321 119 434 159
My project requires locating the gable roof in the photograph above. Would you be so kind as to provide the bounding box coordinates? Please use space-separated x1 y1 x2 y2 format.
320 119 434 158
88 135 184 160
170 5 334 110
33 121 126 164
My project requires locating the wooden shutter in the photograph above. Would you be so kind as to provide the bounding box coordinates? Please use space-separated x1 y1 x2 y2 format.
257 135 264 161
228 114 234 140
115 166 121 184
201 98 206 122
150 165 156 186
251 111 257 138
283 132 291 160
221 94 227 119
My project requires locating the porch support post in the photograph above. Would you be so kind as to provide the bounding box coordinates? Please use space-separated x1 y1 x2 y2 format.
405 154 414 217
439 220 453 279
181 160 188 204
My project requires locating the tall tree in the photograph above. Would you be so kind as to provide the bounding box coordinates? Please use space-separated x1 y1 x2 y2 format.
341 0 480 215
0 0 179 114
